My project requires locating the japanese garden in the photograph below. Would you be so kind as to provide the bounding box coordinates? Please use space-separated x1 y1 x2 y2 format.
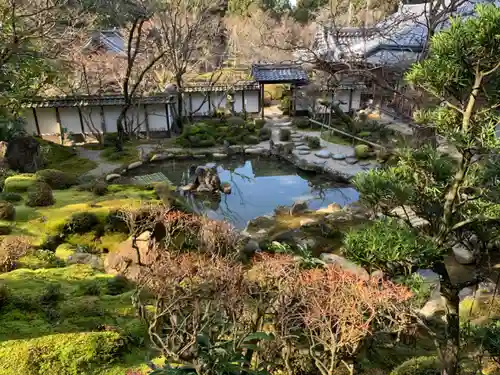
0 0 499 374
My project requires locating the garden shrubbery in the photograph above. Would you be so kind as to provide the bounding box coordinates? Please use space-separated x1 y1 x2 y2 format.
292 117 310 129
35 169 76 189
305 136 321 149
259 127 272 141
26 182 54 207
279 128 291 141
3 174 37 193
0 201 15 221
389 356 440 375
0 192 22 203
63 212 100 235
177 116 264 147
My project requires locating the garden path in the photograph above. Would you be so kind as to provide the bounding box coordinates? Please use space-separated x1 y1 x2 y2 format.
76 147 119 177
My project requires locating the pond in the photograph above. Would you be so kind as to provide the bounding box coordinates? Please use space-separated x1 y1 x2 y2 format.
131 157 359 228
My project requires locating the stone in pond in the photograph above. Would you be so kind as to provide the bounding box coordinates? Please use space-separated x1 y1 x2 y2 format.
150 153 169 162
296 145 310 151
332 153 346 160
298 150 310 155
213 153 227 159
106 173 121 182
314 150 331 159
359 161 371 167
127 161 143 170
290 200 308 216
345 157 358 165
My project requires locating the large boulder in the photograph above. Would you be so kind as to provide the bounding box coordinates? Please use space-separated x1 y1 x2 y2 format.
5 136 44 173
290 200 308 216
452 244 475 265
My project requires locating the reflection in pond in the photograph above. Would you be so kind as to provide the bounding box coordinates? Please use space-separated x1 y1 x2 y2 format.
131 157 359 228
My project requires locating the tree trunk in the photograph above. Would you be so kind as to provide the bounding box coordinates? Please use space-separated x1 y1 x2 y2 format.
116 104 131 152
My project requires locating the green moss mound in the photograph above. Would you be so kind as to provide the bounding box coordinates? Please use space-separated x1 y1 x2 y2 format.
38 139 97 176
36 169 76 189
0 200 15 221
3 174 37 193
354 144 371 159
0 331 127 375
390 356 440 375
305 136 321 149
0 192 22 203
279 128 291 142
26 182 55 207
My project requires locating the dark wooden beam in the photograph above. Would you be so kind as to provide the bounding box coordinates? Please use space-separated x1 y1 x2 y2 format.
144 104 150 139
32 108 41 136
188 93 193 120
207 92 212 114
241 89 246 118
260 84 264 120
99 106 107 133
54 107 63 144
77 107 85 135
165 103 171 138
348 89 354 112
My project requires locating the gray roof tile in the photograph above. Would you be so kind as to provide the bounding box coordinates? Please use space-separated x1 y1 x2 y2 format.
251 64 309 83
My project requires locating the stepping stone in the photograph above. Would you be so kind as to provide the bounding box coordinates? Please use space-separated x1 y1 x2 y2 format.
332 153 346 160
315 150 331 159
345 157 358 165
296 145 310 151
359 161 371 166
298 150 311 155
294 142 305 147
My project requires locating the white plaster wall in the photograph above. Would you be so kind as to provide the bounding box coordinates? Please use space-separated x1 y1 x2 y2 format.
210 92 227 113
104 106 120 133
58 107 83 134
80 107 104 134
147 104 172 132
191 94 210 116
21 109 39 136
36 108 59 134
351 90 361 111
245 91 259 113
233 92 243 113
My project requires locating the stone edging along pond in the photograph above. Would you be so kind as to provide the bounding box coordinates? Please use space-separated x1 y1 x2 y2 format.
105 144 372 184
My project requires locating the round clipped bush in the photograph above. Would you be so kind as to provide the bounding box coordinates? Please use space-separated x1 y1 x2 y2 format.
92 181 108 196
26 182 55 207
390 356 440 375
3 174 37 193
0 192 22 203
244 135 260 145
293 118 310 129
306 136 321 149
259 127 272 141
279 128 291 142
35 169 75 189
227 116 246 126
0 201 15 221
354 144 371 159
64 212 100 234
254 119 266 128
0 225 12 235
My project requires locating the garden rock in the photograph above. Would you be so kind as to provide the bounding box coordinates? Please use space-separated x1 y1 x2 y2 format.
317 203 342 214
245 147 266 155
420 293 446 318
290 200 308 216
345 157 358 165
106 173 121 182
150 153 169 162
452 244 475 265
298 150 311 155
296 145 310 151
314 150 331 159
359 161 371 167
127 161 143 170
320 253 369 280
67 252 102 269
246 215 275 233
299 217 318 226
6 136 43 173
213 153 227 159
332 153 346 160
243 239 261 255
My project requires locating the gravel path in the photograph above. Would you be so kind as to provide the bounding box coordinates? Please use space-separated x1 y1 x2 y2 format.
76 147 120 177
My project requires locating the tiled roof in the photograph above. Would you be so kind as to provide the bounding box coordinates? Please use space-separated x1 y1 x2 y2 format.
251 64 309 83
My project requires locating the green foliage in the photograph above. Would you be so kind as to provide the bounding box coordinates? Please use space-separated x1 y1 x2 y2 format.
3 174 37 193
0 191 22 202
279 96 291 115
305 135 321 149
0 200 15 220
343 219 443 276
279 128 291 141
18 250 65 270
26 182 55 207
38 139 96 176
254 119 266 128
354 144 371 159
63 212 100 235
101 145 138 163
227 116 246 127
0 331 127 375
244 135 260 145
35 169 76 189
292 117 310 129
389 356 440 375
106 275 132 296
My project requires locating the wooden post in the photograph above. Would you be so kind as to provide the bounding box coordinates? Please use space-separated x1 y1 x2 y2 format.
165 103 171 138
54 107 63 144
348 89 354 112
188 93 193 120
99 106 107 134
32 107 41 136
144 104 150 139
241 89 246 118
77 107 85 136
260 84 265 120
207 92 212 115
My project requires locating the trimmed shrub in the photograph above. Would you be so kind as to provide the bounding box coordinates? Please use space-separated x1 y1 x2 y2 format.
0 331 127 375
18 249 65 270
254 119 266 128
3 174 36 193
227 116 246 127
91 181 108 196
354 144 371 159
35 169 75 189
244 135 260 145
279 128 291 142
389 356 440 375
0 201 15 221
26 182 54 207
259 127 272 141
280 96 291 114
106 275 132 296
292 117 310 129
306 136 321 149
0 192 22 203
64 212 100 235
0 225 12 235
263 96 272 107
